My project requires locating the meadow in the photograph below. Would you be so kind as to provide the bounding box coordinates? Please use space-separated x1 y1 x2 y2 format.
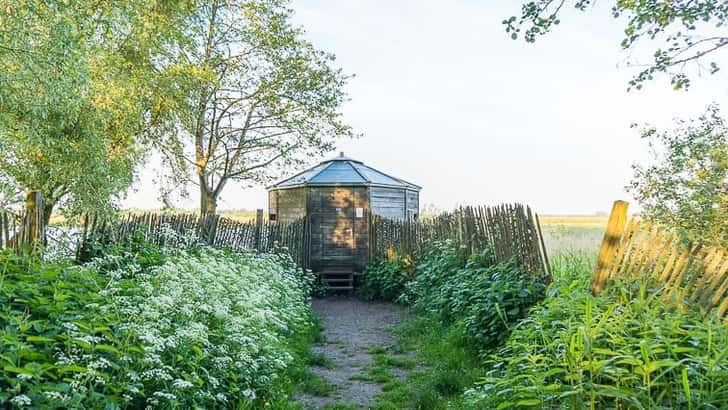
538 215 607 255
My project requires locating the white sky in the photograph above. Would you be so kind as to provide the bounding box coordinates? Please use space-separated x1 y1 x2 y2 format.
123 0 728 215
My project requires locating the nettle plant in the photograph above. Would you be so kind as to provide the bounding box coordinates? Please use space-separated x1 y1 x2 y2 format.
406 242 547 352
364 240 548 353
359 253 416 302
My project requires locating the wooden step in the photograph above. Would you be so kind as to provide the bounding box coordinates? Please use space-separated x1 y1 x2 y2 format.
324 278 353 283
327 285 353 291
322 269 353 275
318 269 354 291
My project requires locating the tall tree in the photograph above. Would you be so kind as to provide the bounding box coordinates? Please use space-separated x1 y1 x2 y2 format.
0 0 193 222
159 0 354 214
506 1 728 90
628 105 727 247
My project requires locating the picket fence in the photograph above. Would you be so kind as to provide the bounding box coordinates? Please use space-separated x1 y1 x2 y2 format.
592 201 728 322
369 204 551 280
2 198 550 281
78 211 308 267
0 193 44 251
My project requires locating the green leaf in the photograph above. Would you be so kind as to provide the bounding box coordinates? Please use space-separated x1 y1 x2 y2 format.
25 335 55 343
515 399 541 407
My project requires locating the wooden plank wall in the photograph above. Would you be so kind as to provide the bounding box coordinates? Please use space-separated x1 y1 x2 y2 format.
270 188 307 222
80 212 307 266
369 203 551 280
307 187 369 271
591 200 728 322
370 187 407 220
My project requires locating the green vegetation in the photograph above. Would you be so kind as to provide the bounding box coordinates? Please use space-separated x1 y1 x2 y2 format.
362 241 547 353
0 241 317 408
1 0 352 218
354 323 482 410
401 243 547 351
0 0 192 220
466 254 728 409
359 255 415 302
360 245 728 409
629 105 727 248
508 0 728 90
357 241 549 408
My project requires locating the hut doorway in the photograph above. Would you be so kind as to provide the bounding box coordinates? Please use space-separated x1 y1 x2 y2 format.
310 187 357 272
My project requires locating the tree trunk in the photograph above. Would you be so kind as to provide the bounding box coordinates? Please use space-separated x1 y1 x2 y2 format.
42 200 55 228
199 177 218 215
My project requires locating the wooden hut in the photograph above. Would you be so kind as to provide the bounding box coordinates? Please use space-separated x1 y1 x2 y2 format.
267 152 421 289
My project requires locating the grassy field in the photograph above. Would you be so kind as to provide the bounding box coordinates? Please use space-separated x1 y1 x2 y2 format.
538 215 607 255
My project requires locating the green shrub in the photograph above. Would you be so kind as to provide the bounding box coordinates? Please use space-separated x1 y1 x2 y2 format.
79 231 168 276
398 240 467 307
359 254 415 301
465 253 728 409
403 241 547 352
0 251 146 408
0 246 315 408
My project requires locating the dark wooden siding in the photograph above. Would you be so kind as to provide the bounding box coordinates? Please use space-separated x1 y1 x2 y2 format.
308 186 369 272
269 188 306 223
370 187 406 220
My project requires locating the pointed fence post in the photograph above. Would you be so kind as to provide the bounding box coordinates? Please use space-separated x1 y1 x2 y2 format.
254 209 264 252
591 200 629 294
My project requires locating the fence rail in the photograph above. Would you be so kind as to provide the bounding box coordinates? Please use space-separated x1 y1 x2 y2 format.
369 204 551 279
592 200 728 322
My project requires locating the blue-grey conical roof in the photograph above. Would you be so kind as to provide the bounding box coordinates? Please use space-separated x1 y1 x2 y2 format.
267 152 421 190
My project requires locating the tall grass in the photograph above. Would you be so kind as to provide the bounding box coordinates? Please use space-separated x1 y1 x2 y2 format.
465 253 728 409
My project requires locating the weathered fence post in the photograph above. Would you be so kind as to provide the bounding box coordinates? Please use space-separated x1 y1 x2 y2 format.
254 209 264 251
23 190 44 251
591 200 629 294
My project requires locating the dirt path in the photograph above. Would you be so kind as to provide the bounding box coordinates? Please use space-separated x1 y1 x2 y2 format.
296 296 405 409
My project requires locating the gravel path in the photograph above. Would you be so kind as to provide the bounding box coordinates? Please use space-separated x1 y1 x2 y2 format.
296 296 405 409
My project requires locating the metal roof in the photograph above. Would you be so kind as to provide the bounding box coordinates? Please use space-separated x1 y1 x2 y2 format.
267 152 421 191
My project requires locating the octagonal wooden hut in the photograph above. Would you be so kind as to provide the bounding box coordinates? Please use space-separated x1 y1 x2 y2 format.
267 153 420 287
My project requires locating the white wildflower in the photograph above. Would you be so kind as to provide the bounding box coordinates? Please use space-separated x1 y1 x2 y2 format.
10 395 31 407
172 379 193 389
153 391 176 400
43 391 68 402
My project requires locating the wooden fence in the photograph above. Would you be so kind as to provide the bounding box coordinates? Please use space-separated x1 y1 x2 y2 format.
592 200 728 322
0 193 45 252
369 204 551 279
79 211 308 266
0 209 22 250
4 196 550 281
